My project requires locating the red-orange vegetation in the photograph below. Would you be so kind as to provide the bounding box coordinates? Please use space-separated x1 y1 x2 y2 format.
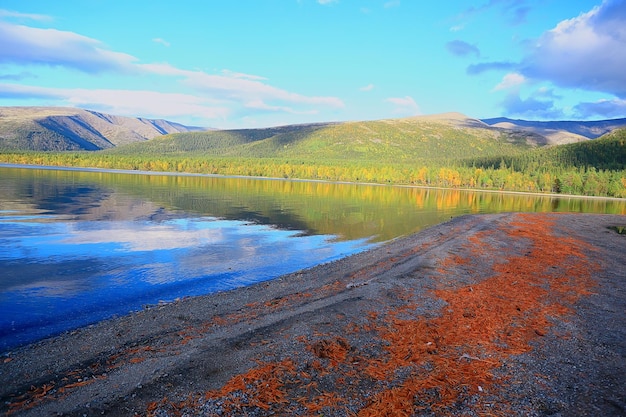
301 391 348 414
6 384 54 415
6 375 106 415
201 359 296 415
358 213 598 415
57 377 101 393
309 337 351 367
142 213 599 416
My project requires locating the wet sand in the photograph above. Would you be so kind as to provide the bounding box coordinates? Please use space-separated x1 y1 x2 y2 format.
1 212 625 416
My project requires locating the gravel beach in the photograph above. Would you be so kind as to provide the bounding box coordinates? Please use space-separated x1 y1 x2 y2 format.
1 212 625 416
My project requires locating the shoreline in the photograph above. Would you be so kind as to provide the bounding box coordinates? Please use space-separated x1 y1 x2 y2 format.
2 162 625 202
1 212 625 416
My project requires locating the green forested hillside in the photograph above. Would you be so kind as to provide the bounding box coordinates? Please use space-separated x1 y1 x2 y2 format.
112 123 330 155
471 128 626 172
1 117 625 198
463 128 626 196
539 128 626 170
243 118 528 161
108 115 532 163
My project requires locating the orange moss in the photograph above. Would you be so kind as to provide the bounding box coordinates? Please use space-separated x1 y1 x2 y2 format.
168 213 598 416
57 377 101 393
202 359 296 414
6 384 54 415
300 391 348 414
309 337 351 367
8 213 601 417
358 213 598 416
115 213 600 416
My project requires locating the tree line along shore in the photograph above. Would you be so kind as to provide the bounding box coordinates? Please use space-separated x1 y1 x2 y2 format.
1 125 625 198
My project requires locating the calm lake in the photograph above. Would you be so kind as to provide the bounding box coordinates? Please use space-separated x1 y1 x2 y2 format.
1 164 625 351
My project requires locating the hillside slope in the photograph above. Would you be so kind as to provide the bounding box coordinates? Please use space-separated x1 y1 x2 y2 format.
0 107 206 151
3 106 625 156
518 127 625 171
110 113 536 162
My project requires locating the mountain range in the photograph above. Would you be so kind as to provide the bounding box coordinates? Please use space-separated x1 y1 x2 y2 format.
0 107 206 151
0 106 625 153
482 117 626 145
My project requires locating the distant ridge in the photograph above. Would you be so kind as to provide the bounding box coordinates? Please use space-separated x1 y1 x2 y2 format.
2 106 626 153
0 107 207 151
481 117 626 145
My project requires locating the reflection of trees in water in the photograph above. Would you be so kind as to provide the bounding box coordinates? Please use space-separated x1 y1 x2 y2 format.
1 170 174 222
2 167 623 243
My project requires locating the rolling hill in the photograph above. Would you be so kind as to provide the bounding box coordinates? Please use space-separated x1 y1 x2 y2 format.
108 112 544 163
108 112 626 163
0 107 206 151
0 108 624 197
2 107 625 158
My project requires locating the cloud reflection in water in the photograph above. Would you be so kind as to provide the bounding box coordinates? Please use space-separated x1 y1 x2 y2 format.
0 213 373 351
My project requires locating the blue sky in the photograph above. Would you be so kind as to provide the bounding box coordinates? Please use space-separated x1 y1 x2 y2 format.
0 0 625 128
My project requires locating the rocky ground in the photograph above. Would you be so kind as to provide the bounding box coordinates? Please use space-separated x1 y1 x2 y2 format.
1 212 625 416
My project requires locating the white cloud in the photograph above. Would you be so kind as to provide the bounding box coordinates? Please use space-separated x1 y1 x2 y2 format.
0 21 137 73
244 99 318 115
492 72 526 91
152 37 170 47
0 20 344 125
384 1 401 8
317 0 338 4
360 83 374 91
521 0 626 98
140 63 344 110
221 69 267 81
0 83 231 122
385 96 420 115
0 9 51 21
64 223 225 252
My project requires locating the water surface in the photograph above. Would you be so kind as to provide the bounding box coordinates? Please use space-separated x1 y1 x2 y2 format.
1 165 624 351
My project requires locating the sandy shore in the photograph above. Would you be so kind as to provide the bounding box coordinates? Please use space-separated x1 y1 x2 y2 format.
1 212 625 416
